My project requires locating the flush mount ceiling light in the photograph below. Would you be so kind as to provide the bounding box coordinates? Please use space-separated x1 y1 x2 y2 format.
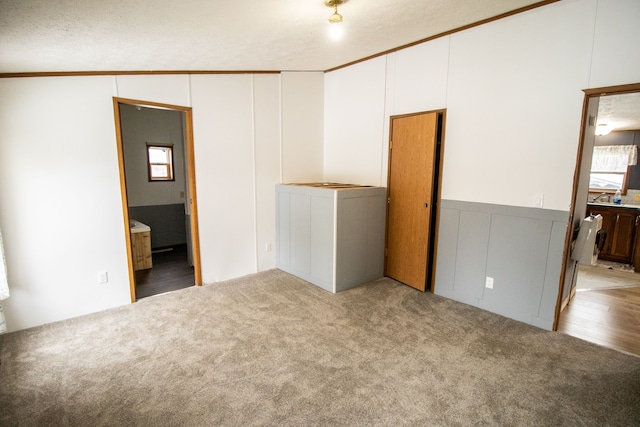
325 0 347 24
595 123 615 136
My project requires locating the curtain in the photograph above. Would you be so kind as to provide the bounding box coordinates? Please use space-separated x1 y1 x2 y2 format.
591 145 638 172
0 227 8 333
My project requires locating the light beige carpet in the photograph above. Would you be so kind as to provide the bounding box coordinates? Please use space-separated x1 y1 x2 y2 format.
1 269 639 426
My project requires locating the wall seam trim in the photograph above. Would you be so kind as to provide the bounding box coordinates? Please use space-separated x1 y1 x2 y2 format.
113 75 119 97
333 191 338 292
380 55 390 187
451 208 461 295
585 0 600 88
251 75 259 273
444 36 452 107
483 212 494 300
535 221 557 319
279 74 284 183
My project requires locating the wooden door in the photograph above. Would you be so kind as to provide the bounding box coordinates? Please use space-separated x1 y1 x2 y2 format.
385 112 438 291
609 211 637 262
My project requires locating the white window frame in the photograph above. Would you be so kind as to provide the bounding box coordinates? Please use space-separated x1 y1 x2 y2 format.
147 144 174 182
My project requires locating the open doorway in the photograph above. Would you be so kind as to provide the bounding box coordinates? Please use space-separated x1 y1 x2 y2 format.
113 97 202 302
556 84 640 355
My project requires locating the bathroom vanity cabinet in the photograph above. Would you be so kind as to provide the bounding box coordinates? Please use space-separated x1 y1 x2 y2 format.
276 183 387 293
130 220 153 271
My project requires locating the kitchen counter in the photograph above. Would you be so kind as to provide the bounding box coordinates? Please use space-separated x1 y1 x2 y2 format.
587 202 640 210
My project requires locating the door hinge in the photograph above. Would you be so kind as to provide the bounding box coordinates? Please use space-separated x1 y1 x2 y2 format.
389 140 392 149
385 248 388 256
387 197 390 204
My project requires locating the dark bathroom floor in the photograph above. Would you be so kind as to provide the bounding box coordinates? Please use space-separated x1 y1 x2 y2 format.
134 244 194 300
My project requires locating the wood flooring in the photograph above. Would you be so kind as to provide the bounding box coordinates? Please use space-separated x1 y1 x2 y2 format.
558 265 640 356
134 244 194 300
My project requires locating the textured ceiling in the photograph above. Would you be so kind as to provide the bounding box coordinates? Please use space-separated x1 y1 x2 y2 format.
0 0 547 74
598 93 640 132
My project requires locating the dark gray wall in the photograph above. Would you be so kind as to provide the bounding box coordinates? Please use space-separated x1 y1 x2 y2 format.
129 204 186 249
120 104 187 206
435 200 568 331
595 131 640 189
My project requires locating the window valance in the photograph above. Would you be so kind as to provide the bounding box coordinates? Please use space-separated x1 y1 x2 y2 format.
591 145 638 172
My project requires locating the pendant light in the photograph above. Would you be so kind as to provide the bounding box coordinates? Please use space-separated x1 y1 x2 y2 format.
326 0 344 24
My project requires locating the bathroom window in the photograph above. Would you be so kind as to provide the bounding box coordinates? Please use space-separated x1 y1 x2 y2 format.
147 145 174 181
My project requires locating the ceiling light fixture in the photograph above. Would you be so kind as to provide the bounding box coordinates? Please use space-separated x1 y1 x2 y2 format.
325 0 346 23
595 123 614 136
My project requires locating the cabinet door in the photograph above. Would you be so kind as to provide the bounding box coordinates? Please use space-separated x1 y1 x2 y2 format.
609 211 637 263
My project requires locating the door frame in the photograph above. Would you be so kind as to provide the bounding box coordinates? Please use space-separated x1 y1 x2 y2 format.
553 82 640 329
112 97 203 302
384 109 446 293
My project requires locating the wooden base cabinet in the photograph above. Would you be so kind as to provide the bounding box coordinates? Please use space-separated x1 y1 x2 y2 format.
131 230 153 271
587 204 639 265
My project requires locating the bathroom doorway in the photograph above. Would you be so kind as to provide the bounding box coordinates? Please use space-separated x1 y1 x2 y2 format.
113 97 202 302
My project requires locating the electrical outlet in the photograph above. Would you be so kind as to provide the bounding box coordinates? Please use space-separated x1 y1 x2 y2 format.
98 271 108 284
265 243 272 252
634 194 640 202
485 276 494 289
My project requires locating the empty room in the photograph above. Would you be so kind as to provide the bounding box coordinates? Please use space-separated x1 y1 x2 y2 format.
1 0 639 425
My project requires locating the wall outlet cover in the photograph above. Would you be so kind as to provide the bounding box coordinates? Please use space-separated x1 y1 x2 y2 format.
98 271 108 284
485 276 494 289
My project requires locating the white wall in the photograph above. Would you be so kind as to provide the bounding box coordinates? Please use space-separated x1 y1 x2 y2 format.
0 76 131 330
589 0 640 88
443 0 595 211
191 74 257 282
281 72 324 183
115 75 191 107
0 71 324 332
254 75 282 272
322 0 640 328
324 57 387 186
323 0 640 212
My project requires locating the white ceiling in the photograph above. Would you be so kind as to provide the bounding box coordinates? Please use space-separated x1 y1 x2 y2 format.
597 93 640 132
0 0 546 74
